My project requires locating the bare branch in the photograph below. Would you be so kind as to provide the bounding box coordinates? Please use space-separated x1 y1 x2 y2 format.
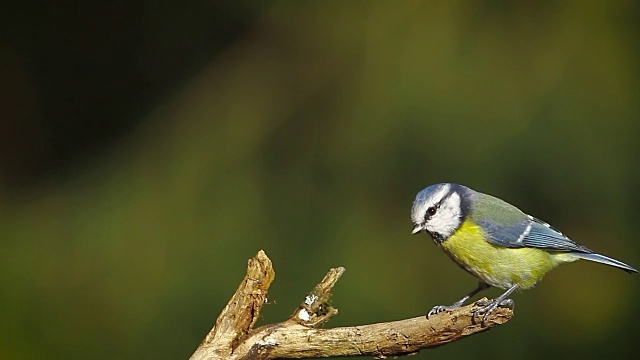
190 250 274 360
290 267 345 327
189 251 513 360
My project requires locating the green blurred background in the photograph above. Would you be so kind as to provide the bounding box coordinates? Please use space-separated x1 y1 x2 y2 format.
1 1 639 359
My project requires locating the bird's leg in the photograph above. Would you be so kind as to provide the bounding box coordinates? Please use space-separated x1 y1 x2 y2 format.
427 282 490 318
472 284 518 326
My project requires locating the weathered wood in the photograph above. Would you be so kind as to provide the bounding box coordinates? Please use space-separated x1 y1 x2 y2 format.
189 250 513 360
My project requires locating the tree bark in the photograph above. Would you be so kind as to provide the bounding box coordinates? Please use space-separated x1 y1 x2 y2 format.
189 250 512 359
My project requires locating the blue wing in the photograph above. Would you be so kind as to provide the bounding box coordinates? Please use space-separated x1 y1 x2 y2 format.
477 215 592 253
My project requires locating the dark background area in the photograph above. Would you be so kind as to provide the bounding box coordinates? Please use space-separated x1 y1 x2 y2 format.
1 2 638 359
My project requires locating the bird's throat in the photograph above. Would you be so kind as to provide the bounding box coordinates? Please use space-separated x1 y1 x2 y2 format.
428 230 445 245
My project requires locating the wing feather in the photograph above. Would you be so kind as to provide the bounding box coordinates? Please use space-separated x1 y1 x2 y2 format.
478 215 592 253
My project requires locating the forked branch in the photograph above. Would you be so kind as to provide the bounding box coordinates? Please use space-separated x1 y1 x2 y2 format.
189 250 512 359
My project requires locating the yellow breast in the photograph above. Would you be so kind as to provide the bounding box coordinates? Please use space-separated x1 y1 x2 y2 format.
440 220 576 289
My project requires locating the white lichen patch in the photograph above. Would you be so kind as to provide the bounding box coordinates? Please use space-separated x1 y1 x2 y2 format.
298 308 311 321
257 334 278 346
304 294 319 306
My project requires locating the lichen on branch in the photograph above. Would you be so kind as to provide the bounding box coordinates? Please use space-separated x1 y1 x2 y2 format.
189 250 512 360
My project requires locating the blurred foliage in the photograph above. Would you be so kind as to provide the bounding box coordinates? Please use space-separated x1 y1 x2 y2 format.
1 1 639 359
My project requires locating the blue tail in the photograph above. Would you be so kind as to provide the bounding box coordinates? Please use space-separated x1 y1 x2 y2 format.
571 252 638 273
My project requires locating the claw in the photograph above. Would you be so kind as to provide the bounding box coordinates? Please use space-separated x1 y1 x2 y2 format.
426 304 460 319
472 298 514 326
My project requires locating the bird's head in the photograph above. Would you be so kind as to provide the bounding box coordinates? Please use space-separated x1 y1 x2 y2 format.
411 183 469 243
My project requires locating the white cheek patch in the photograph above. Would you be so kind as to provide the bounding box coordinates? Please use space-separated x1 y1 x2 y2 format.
425 191 462 238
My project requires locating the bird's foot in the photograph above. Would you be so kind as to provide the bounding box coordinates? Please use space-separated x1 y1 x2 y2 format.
426 304 461 319
472 298 514 326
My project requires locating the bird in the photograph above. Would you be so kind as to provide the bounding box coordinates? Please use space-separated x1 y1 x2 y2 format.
410 183 637 325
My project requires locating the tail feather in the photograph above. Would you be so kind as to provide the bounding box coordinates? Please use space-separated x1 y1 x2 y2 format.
571 252 638 273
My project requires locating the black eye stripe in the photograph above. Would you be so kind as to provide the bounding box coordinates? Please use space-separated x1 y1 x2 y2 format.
425 195 450 220
425 201 441 220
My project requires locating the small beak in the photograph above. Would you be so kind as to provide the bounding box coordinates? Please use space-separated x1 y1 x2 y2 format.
411 224 424 235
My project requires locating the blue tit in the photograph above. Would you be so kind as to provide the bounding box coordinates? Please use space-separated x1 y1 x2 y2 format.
411 183 637 324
